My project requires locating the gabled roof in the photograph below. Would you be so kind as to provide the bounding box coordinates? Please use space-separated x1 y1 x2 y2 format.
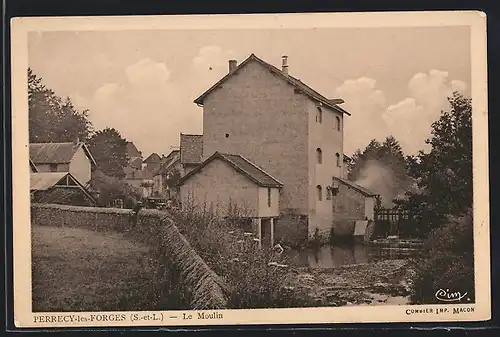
194 53 350 116
30 172 96 204
143 152 161 163
154 150 181 176
128 157 143 170
333 176 378 197
180 133 203 165
126 141 142 158
30 142 97 166
177 152 283 188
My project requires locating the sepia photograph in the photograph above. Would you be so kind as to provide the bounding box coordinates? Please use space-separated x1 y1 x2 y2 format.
11 11 489 327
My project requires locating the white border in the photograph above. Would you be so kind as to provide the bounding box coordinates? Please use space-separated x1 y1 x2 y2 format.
11 11 490 327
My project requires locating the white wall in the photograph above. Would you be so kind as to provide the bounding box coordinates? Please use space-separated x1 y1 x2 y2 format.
69 146 92 185
258 187 280 217
307 100 344 235
179 159 260 217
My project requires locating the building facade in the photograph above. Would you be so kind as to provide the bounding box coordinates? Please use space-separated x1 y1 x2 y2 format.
193 54 352 243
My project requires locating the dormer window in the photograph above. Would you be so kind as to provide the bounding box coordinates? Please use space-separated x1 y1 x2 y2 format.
316 106 323 124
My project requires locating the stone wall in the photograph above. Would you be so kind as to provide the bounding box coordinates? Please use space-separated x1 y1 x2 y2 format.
30 203 228 309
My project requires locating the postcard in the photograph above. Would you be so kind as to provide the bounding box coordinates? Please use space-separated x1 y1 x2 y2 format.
10 11 489 328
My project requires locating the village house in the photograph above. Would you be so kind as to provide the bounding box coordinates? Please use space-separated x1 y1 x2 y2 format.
29 140 96 186
142 152 162 172
152 149 181 198
30 171 96 206
152 133 203 198
177 53 377 245
123 141 143 179
177 151 283 247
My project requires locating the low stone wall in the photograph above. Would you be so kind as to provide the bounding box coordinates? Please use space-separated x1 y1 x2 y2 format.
30 203 228 310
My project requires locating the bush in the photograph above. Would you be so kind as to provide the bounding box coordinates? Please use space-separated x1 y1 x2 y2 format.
410 210 474 304
169 201 316 309
88 170 142 208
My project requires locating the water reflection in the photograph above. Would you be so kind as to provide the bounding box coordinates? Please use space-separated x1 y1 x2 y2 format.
286 244 415 268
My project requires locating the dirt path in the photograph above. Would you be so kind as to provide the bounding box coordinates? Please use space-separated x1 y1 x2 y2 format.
291 259 415 306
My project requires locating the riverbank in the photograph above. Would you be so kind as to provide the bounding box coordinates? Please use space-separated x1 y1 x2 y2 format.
289 259 416 306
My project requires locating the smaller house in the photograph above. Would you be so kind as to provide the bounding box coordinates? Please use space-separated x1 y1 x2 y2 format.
177 151 283 247
124 141 143 179
124 169 154 198
152 150 182 198
29 141 96 186
331 176 378 237
31 172 96 206
180 133 203 174
143 152 162 172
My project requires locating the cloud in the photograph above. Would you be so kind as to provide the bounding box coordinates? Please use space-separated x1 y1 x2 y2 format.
338 70 469 155
84 57 205 157
335 77 387 154
125 58 171 88
94 82 122 101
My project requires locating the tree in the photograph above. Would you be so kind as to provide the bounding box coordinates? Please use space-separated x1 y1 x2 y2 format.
88 128 129 179
88 169 141 209
28 68 92 143
395 92 472 233
347 136 411 208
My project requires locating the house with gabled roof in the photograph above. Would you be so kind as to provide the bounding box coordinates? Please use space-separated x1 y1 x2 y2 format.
180 53 375 245
178 151 283 247
30 171 96 206
29 140 96 186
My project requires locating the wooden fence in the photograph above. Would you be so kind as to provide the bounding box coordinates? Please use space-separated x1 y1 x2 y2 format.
374 208 415 237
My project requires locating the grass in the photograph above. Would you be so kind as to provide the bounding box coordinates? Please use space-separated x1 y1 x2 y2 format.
32 225 165 312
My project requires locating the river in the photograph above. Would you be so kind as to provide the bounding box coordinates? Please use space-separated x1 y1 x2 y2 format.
286 243 417 268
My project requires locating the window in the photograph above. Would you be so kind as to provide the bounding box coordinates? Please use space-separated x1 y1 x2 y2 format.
316 185 323 201
316 107 322 123
336 116 341 131
49 163 58 172
267 188 272 207
335 153 341 167
316 148 323 164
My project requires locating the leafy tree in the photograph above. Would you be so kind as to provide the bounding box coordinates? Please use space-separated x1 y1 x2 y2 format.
28 68 92 143
88 169 141 209
88 128 129 179
395 92 472 234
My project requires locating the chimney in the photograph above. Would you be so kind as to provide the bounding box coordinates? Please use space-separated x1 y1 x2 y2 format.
282 55 289 75
229 60 237 73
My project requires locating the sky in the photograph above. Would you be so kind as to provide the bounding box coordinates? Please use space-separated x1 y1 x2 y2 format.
28 26 471 158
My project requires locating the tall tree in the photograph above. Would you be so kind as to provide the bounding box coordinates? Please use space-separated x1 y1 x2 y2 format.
28 68 92 143
395 92 472 233
88 128 129 179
